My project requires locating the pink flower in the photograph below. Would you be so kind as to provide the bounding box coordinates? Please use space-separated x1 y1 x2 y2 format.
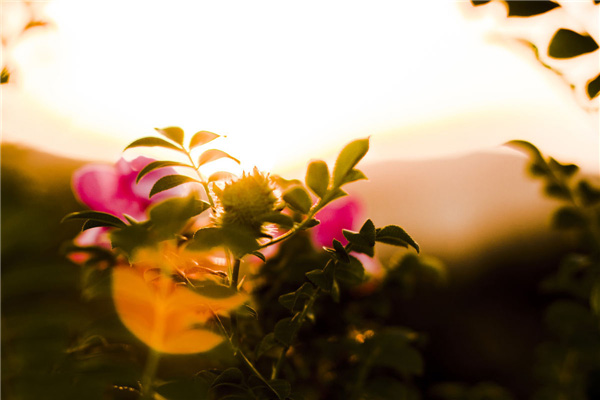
72 156 185 221
69 157 188 261
312 196 382 277
312 197 363 248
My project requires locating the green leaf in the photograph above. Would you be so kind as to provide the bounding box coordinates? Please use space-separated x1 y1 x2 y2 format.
208 171 237 182
136 160 191 183
306 160 329 197
155 126 184 145
548 29 599 59
319 188 348 208
278 282 316 312
261 212 294 228
197 149 240 166
148 196 210 240
505 0 559 17
333 239 350 263
192 282 238 299
256 332 280 359
306 263 334 292
189 130 220 149
1 67 9 84
81 219 113 231
251 251 266 262
506 140 545 164
283 186 312 214
124 136 185 153
375 225 419 253
301 218 321 229
578 180 600 206
149 175 200 198
587 73 600 99
544 182 570 200
62 211 126 228
109 221 153 257
333 138 370 187
212 368 244 386
336 256 366 286
274 315 301 347
552 206 586 229
188 228 225 251
188 226 259 258
548 157 578 178
341 169 367 185
343 219 376 250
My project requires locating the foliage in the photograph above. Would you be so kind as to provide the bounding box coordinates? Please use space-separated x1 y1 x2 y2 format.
507 140 600 400
471 1 600 104
57 127 428 399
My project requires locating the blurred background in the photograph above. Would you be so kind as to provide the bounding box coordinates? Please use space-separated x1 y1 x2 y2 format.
2 0 599 399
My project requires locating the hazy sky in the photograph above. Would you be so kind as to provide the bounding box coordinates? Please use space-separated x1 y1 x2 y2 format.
3 0 598 173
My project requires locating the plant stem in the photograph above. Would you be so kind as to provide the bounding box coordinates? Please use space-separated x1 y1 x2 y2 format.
231 258 241 289
272 288 321 380
139 348 161 399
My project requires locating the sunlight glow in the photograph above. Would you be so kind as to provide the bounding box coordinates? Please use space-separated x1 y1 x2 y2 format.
3 0 598 173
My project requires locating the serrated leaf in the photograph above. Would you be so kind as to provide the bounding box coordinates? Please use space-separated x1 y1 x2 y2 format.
198 149 240 166
552 206 586 229
208 171 237 182
333 138 370 187
548 29 599 59
376 225 419 253
136 161 191 183
190 130 220 149
283 186 312 214
306 160 329 197
124 136 185 153
149 175 200 198
62 211 126 228
155 126 184 145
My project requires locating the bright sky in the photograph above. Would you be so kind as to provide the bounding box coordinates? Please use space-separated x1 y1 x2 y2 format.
2 0 599 174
